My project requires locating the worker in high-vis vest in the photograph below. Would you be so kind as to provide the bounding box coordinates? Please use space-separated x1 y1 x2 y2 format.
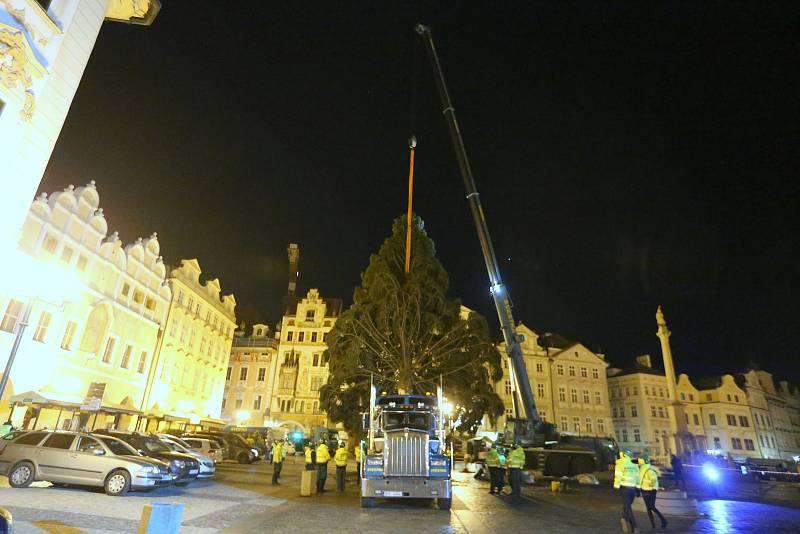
507 443 526 496
271 440 284 486
639 455 667 530
354 443 362 484
304 443 315 471
614 449 641 533
485 444 503 494
315 440 331 493
334 442 349 492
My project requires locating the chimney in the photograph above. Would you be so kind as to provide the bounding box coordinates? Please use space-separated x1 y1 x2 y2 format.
636 354 652 368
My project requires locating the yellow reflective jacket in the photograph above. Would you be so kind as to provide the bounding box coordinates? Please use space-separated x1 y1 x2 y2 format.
305 446 313 464
316 443 331 463
639 464 660 491
272 442 283 463
354 446 361 463
335 447 349 467
507 447 526 469
485 448 500 467
614 456 640 489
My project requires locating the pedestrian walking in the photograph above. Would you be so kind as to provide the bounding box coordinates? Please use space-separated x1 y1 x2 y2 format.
354 443 361 484
639 455 667 530
485 444 502 494
334 442 349 492
271 440 284 485
614 449 641 533
671 454 686 492
304 443 315 471
315 440 331 493
507 443 525 496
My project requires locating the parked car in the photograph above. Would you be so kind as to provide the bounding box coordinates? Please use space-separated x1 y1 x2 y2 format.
184 432 256 464
181 436 224 464
0 430 172 496
93 430 199 486
157 435 216 478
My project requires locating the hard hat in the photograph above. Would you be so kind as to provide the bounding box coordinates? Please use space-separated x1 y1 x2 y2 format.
640 454 651 464
622 449 632 457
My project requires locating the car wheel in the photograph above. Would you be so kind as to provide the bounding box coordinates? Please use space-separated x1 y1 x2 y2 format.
9 461 35 488
104 469 130 496
438 497 452 510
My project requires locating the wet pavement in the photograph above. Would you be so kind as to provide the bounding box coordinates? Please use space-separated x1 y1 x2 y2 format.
2 457 799 532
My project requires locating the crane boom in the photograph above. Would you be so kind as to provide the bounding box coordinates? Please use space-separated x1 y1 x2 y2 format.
415 24 539 427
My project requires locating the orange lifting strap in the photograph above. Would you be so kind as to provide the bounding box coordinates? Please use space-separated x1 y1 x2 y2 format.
404 136 417 273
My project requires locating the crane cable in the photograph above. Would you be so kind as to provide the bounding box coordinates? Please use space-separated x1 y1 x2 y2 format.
404 33 421 274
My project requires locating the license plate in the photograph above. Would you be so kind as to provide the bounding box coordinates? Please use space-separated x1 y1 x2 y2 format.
383 491 403 497
190 470 198 474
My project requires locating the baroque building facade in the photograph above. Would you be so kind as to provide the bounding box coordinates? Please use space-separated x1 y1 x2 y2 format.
0 0 160 253
221 323 277 427
488 324 614 440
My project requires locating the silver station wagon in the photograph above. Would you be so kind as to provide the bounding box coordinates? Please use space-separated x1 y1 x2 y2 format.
0 430 173 496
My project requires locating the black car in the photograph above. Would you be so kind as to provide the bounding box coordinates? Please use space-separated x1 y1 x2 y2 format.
93 430 200 486
183 432 256 464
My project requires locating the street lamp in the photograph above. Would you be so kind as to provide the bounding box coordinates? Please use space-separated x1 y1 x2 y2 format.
0 250 82 404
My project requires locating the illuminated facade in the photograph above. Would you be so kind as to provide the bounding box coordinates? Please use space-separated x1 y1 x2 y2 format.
140 259 236 430
221 323 277 427
0 181 170 430
222 289 340 435
490 324 614 440
0 0 160 252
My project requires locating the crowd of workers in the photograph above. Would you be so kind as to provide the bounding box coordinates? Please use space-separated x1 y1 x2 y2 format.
482 442 526 496
614 449 668 533
269 438 359 493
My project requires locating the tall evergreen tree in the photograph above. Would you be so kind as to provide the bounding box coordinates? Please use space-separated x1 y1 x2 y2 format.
320 215 504 436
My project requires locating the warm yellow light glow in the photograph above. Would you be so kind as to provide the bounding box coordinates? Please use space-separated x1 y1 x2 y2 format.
0 249 82 303
441 402 454 416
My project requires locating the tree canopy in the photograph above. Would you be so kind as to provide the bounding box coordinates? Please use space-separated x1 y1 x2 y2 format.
320 214 504 436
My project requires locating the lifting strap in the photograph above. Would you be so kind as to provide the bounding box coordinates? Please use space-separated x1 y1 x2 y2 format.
404 136 416 273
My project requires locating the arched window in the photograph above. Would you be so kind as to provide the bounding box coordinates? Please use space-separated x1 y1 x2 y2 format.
79 304 109 353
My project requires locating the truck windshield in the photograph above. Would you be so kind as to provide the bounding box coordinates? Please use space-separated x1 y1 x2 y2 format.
384 412 430 431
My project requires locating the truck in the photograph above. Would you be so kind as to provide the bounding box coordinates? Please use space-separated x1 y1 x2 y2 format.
415 24 616 477
359 385 453 509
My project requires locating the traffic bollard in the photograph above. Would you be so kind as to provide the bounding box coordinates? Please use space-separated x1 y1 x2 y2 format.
301 468 317 496
138 503 184 534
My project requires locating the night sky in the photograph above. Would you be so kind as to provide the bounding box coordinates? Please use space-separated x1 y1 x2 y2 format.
42 3 799 383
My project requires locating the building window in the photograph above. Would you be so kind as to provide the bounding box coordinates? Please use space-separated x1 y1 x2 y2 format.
298 331 305 342
709 413 717 426
739 416 749 427
570 388 578 403
1 299 24 332
657 407 665 418
556 364 564 376
254 395 262 410
726 414 737 426
306 310 315 321
32 311 52 342
101 338 115 363
537 383 545 398
137 351 148 373
621 429 628 442
573 417 580 433
631 405 638 417
644 386 650 396
582 390 589 403
560 416 568 432
226 367 232 381
586 418 593 434
619 406 625 418
592 368 599 379
558 387 566 402
744 439 755 451
145 297 156 311
731 437 742 450
580 367 587 378
612 406 618 418
625 387 631 397
680 392 685 400
594 391 601 405
689 393 694 401
120 345 132 369
239 367 248 381
76 255 88 271
286 330 293 341
235 398 243 409
659 388 665 398
632 386 638 395
311 376 323 391
311 331 318 342
597 418 605 433
279 372 294 389
313 353 320 366
60 246 73 263
536 362 544 373
633 428 640 442
42 234 57 253
133 290 144 304
313 401 320 414
714 437 721 449
61 321 78 350
121 283 131 297
504 380 512 395
568 365 576 377
257 368 266 381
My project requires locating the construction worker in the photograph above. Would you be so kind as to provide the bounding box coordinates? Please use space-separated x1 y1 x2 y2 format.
271 440 284 486
507 443 526 496
304 442 315 471
485 443 502 494
639 455 667 530
614 449 641 533
354 443 362 484
315 440 331 493
334 442 349 491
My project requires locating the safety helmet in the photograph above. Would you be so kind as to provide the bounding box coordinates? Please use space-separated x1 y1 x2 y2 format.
639 454 651 464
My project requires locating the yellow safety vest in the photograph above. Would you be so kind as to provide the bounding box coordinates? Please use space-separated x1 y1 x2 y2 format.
335 447 349 467
273 443 283 463
316 444 331 464
305 447 313 464
639 465 660 491
507 447 526 469
485 449 500 467
354 446 361 463
614 457 640 488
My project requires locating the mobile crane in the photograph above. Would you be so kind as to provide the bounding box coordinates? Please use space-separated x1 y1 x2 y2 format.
415 24 614 477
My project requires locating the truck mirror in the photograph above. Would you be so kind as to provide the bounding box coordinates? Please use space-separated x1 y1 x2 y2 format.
362 413 370 430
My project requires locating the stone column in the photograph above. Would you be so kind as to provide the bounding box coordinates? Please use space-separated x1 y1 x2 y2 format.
656 306 688 456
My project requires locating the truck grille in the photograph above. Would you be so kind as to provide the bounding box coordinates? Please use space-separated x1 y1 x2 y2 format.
384 430 428 476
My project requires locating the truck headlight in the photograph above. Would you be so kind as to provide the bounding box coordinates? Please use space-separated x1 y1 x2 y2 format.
430 459 447 467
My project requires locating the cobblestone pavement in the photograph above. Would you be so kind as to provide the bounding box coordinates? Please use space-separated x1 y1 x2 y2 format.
2 457 800 533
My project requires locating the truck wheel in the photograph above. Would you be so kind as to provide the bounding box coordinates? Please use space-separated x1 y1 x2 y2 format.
8 461 35 488
360 496 376 508
438 497 452 510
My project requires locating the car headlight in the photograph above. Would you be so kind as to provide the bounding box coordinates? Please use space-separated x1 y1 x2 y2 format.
140 465 159 474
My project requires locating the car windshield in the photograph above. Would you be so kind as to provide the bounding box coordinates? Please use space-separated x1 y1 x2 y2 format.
141 437 171 453
99 437 138 456
164 440 188 453
166 435 190 449
2 430 26 441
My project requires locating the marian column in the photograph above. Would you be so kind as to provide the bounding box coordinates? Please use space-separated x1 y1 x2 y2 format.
656 306 688 456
